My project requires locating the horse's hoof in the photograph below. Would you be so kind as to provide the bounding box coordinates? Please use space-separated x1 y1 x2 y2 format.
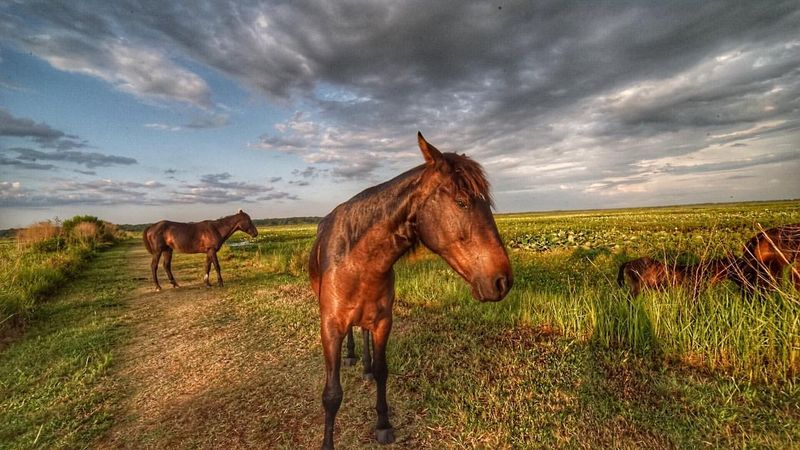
171 284 179 288
375 428 395 444
362 372 374 381
155 287 162 292
343 357 357 366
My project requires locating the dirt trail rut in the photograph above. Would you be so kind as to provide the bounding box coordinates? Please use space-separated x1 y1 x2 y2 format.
100 244 391 449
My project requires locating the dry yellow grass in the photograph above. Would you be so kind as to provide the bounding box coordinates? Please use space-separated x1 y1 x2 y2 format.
16 221 60 248
72 221 99 243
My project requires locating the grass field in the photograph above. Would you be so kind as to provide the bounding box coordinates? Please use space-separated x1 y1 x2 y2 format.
1 200 799 449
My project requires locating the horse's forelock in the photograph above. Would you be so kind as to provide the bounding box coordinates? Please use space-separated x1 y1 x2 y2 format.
440 153 493 207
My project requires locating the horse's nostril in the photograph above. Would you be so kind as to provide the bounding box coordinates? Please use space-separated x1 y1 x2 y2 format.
494 274 508 294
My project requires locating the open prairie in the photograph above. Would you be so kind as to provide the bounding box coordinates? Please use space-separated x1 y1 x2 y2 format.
1 200 799 449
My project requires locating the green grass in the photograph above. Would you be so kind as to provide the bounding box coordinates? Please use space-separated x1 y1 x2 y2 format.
0 242 135 449
1 200 799 448
0 238 111 333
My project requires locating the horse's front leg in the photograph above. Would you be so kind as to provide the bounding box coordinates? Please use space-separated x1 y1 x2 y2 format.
372 317 394 444
321 319 345 450
343 327 356 366
210 250 223 286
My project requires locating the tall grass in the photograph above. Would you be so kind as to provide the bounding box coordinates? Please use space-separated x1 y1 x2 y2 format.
391 250 799 383
1 217 120 332
231 203 799 383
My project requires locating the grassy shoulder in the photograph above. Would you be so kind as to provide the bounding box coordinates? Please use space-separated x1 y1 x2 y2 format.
1 217 122 334
0 240 136 449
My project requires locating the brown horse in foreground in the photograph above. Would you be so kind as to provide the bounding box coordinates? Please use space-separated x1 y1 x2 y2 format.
739 224 800 293
143 209 258 291
309 133 513 449
617 256 736 298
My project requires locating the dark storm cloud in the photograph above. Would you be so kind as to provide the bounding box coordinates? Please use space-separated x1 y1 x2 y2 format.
3 1 799 205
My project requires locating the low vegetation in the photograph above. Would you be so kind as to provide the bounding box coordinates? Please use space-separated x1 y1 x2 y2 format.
1 200 798 448
0 216 121 333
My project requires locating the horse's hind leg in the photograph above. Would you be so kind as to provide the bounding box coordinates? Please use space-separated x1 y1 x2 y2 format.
163 250 179 288
151 251 163 292
362 329 373 381
320 319 345 450
343 327 356 366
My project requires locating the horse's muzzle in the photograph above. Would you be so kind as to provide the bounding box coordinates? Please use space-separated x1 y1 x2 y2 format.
472 272 513 302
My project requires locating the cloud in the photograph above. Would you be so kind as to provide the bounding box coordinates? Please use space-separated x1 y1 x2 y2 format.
1 4 211 107
145 113 230 132
0 108 62 140
0 179 160 207
144 123 181 132
0 154 55 170
169 172 297 204
3 1 799 208
184 113 230 129
0 108 87 149
0 174 296 208
7 147 137 168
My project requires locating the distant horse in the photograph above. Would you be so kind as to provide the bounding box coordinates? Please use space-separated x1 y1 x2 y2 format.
309 132 513 449
617 256 735 298
143 209 258 291
739 224 800 293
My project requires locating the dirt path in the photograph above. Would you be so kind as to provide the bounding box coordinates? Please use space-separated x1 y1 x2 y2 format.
100 244 396 449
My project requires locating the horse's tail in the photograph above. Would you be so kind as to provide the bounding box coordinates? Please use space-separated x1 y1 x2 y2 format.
617 261 628 287
142 226 154 255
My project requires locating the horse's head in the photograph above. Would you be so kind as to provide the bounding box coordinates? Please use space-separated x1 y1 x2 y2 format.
413 132 512 302
236 209 259 237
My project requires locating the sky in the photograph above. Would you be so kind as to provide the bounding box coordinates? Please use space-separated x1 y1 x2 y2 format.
1 1 798 229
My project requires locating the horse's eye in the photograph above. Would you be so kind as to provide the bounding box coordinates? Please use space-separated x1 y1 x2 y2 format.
455 198 469 209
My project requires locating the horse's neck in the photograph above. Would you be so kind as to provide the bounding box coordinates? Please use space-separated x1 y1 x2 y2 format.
346 173 423 272
213 216 240 242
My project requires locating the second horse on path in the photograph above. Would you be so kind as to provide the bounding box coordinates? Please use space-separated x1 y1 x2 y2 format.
142 209 258 291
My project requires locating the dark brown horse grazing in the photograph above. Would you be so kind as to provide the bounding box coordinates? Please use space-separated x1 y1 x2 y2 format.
739 224 800 293
309 133 513 449
143 209 258 291
617 256 736 298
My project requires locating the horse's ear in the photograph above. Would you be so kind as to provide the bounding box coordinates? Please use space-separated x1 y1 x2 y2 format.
238 209 243 214
418 132 442 166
